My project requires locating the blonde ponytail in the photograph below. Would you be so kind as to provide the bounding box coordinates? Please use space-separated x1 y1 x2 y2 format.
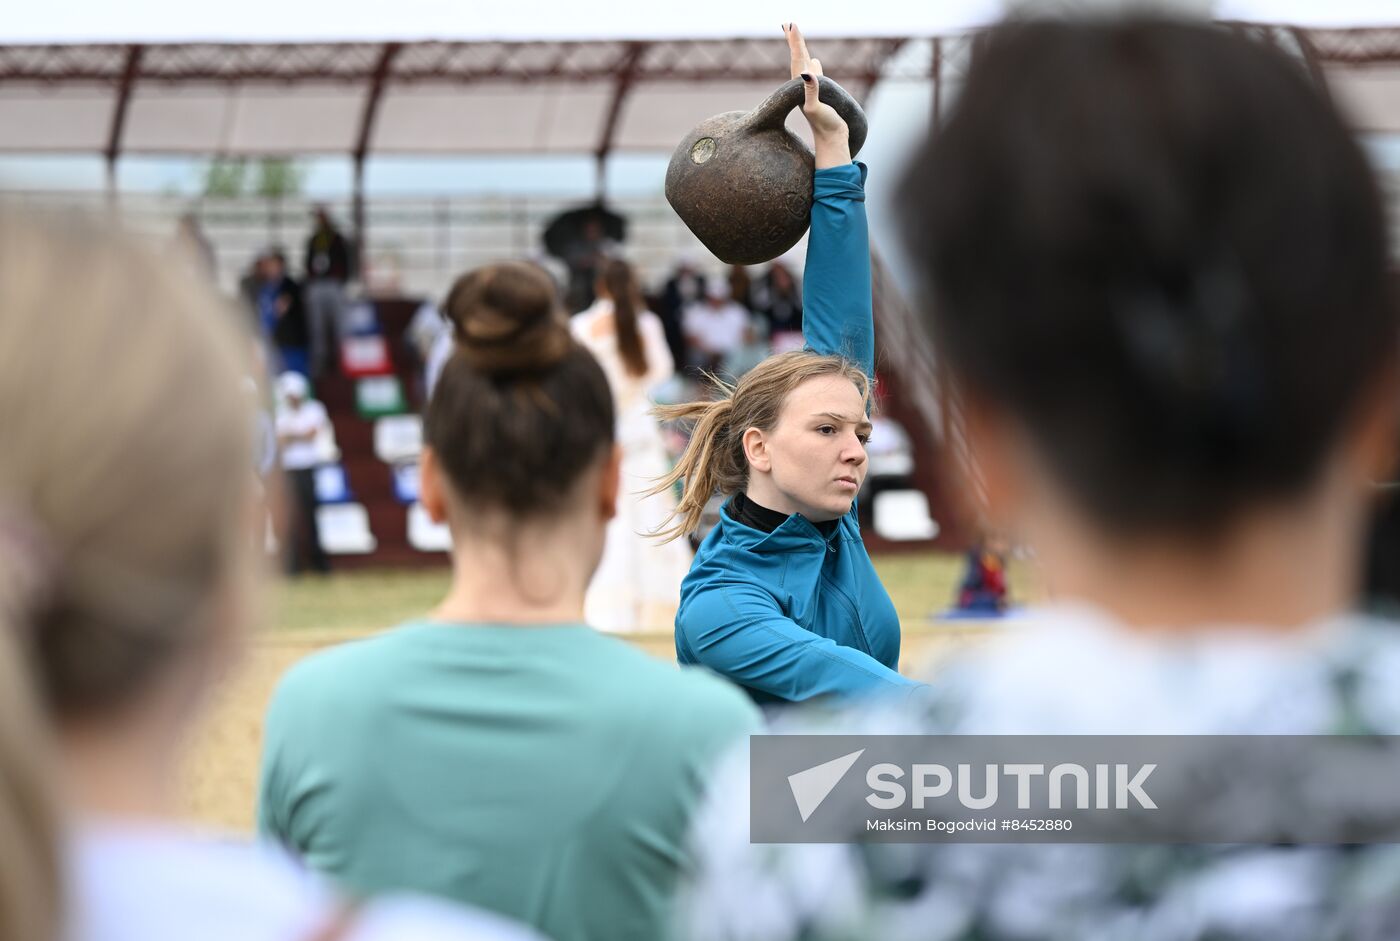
649 391 743 543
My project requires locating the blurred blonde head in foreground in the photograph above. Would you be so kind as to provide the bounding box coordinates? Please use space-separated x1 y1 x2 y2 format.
0 213 255 940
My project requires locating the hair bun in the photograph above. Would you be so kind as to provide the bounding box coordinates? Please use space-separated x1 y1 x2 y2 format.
443 262 572 377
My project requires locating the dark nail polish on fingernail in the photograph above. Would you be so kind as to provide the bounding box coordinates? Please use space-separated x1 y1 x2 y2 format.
801 73 813 83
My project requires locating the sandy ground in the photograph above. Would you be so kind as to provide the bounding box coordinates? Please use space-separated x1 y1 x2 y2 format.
176 624 995 833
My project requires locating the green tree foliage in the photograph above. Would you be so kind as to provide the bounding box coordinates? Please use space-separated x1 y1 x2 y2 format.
203 158 248 198
253 159 307 199
202 157 305 198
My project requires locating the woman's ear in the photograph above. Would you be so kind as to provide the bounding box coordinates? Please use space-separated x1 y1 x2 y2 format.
742 427 772 474
420 446 449 524
1346 363 1400 489
957 391 1025 534
599 444 622 521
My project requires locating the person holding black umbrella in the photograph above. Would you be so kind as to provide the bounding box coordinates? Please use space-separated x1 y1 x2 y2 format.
542 203 625 313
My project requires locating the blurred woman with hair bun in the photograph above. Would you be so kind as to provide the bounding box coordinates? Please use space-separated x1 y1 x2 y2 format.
259 259 759 941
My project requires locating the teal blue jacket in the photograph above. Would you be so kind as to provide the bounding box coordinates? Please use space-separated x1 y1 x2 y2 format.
675 162 922 705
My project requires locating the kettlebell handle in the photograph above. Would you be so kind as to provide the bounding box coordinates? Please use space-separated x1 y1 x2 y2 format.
748 75 869 159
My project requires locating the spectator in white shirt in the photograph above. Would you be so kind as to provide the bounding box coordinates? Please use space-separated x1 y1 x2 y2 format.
275 371 331 574
682 275 751 376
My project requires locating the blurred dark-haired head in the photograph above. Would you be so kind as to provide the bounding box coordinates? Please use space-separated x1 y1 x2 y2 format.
426 261 616 521
897 17 1396 541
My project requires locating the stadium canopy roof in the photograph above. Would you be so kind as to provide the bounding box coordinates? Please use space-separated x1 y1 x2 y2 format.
1 2 1396 237
1 26 1396 163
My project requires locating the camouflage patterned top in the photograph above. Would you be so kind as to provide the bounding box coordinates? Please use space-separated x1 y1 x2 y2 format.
677 605 1400 941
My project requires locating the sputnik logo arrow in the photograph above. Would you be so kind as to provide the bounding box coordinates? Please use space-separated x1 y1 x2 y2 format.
787 749 865 822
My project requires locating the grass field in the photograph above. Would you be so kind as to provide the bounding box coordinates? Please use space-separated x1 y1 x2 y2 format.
179 552 1034 832
266 551 995 633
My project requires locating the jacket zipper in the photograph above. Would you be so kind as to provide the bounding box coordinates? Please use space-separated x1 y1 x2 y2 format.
819 570 873 656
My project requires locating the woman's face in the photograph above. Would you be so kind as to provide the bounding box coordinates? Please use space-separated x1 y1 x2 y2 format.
750 375 870 522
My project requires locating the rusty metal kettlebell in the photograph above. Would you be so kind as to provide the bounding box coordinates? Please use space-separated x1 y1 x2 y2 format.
665 75 868 266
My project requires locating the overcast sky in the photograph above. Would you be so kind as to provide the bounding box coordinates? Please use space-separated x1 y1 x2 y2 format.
4 0 1398 44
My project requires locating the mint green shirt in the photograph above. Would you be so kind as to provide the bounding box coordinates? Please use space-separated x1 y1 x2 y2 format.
257 622 760 941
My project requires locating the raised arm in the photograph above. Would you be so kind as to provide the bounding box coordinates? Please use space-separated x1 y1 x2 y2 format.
802 164 873 377
785 23 874 378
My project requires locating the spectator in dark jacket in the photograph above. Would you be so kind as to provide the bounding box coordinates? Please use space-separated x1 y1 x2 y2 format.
656 255 704 371
752 260 804 352
303 207 353 377
246 249 310 377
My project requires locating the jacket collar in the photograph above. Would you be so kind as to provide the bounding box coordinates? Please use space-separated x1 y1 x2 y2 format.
719 498 844 554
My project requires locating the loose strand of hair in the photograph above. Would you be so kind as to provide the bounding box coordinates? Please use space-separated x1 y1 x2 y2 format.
647 395 738 543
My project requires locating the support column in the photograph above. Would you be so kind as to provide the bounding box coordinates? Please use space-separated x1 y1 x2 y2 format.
104 44 144 212
352 42 403 274
594 41 649 201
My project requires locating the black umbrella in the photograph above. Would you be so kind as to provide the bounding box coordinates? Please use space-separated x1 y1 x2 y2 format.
542 203 627 261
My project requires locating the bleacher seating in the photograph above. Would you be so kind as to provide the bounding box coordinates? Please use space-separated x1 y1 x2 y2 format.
313 464 354 504
340 335 393 378
392 462 420 505
308 298 948 568
872 490 941 542
356 375 407 418
306 299 448 569
373 415 423 465
316 503 378 555
407 503 453 552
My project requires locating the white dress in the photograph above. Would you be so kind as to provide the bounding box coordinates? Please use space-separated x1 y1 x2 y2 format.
572 300 694 633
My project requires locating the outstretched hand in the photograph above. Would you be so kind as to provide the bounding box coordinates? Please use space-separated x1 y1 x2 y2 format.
785 23 851 169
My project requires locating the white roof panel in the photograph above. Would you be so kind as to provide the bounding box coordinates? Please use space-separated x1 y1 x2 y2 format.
0 86 113 151
615 82 812 151
223 84 364 153
123 87 231 152
373 81 611 153
1328 64 1400 133
124 83 364 153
